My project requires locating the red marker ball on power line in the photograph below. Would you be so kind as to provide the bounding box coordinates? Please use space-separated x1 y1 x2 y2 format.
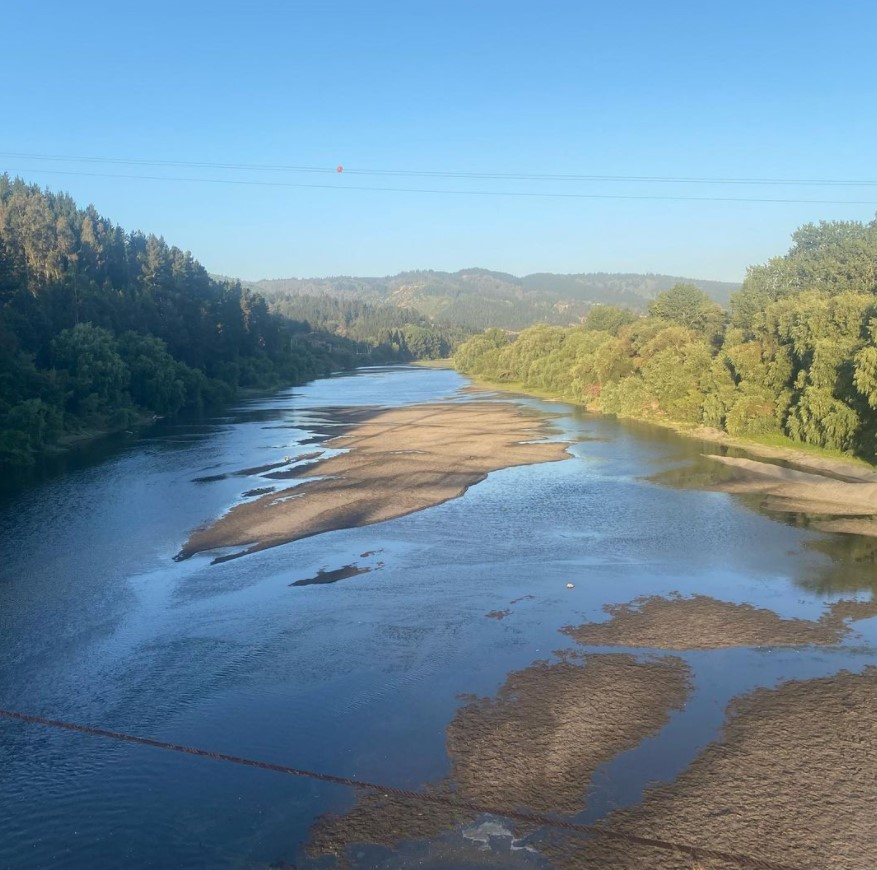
336 165 344 173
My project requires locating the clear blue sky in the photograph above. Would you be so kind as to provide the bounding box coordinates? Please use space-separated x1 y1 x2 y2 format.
4 0 877 282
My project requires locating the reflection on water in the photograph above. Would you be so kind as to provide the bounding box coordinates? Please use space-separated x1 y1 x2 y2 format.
0 366 874 869
801 534 877 594
647 442 877 594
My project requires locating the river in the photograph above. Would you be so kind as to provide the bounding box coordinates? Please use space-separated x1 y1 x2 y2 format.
1 365 875 869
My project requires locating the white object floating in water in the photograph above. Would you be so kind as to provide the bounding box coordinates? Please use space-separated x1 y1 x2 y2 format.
566 583 575 589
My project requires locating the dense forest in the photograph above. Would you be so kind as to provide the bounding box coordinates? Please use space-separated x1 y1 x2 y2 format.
242 269 740 331
268 293 469 362
0 177 449 469
455 218 877 460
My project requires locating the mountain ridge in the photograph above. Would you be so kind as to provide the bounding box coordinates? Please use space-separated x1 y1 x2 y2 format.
216 269 740 331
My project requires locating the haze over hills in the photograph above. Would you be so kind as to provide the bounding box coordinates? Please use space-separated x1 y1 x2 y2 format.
225 269 741 331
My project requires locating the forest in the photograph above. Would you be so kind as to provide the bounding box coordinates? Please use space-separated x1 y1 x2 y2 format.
0 177 454 469
245 268 739 331
7 172 876 470
455 218 877 461
267 293 469 362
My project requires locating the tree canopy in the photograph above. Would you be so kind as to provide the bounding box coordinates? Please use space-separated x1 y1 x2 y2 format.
455 217 877 460
0 177 461 469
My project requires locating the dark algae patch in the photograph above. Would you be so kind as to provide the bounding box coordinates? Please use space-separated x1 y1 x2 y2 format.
306 654 691 864
564 594 877 650
241 486 275 498
510 594 536 605
290 564 372 587
546 668 877 869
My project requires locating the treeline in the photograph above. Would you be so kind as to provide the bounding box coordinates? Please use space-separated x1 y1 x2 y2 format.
455 218 877 460
0 177 366 468
269 293 469 361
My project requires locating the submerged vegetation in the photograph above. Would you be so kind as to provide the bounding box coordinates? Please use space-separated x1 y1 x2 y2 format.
455 218 877 461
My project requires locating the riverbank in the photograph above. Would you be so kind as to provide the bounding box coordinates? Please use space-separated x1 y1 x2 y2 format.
456 370 877 536
177 400 569 562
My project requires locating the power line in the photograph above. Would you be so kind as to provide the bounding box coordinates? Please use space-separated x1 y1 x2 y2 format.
3 150 877 188
5 166 877 206
0 707 804 870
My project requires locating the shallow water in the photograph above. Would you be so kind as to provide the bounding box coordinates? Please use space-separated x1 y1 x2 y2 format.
1 366 875 869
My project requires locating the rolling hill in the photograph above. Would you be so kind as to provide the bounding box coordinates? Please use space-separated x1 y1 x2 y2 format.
226 269 740 331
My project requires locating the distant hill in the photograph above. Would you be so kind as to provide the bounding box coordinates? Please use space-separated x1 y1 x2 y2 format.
220 269 740 331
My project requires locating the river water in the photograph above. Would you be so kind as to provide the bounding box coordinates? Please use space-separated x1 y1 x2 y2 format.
1 366 875 869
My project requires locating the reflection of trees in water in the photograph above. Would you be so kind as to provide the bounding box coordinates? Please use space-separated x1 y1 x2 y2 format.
649 457 877 595
645 457 737 491
800 534 877 594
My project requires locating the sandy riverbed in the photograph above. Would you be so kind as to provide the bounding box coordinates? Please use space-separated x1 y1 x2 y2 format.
564 594 877 650
306 590 877 867
306 654 692 864
177 401 569 561
546 667 877 869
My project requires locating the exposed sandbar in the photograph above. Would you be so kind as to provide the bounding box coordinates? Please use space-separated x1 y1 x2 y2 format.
306 654 691 863
177 402 569 561
547 667 877 869
688 426 877 480
705 454 877 535
564 594 877 650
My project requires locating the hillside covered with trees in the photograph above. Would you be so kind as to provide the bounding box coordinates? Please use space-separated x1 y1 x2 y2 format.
241 269 740 331
268 293 470 362
0 177 451 469
455 218 877 460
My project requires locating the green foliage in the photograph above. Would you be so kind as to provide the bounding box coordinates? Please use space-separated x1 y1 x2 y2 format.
268 293 466 362
0 176 374 468
853 345 877 409
582 305 638 334
249 269 739 332
785 387 860 451
52 324 130 417
455 215 877 460
118 332 188 415
724 388 782 437
648 283 725 337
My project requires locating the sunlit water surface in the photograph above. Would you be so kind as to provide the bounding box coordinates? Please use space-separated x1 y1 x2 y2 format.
1 366 875 869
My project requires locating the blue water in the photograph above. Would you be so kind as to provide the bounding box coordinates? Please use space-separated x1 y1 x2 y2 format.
0 366 874 869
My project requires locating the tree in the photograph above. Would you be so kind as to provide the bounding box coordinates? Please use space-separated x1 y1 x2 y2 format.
648 283 724 337
51 323 129 417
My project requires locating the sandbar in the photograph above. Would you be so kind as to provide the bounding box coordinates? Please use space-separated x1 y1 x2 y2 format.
705 454 877 536
177 402 569 561
564 594 877 650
